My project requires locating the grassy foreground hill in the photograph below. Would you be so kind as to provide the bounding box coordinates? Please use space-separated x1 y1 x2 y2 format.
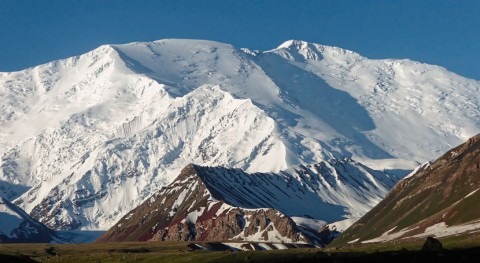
2 237 480 263
331 134 480 246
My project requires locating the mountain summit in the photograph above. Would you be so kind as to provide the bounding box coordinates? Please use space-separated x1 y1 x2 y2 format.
0 39 479 230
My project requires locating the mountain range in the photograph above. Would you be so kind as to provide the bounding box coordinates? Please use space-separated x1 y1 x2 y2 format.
0 39 479 234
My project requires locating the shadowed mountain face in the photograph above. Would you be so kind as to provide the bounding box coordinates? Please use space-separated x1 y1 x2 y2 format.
332 134 480 246
97 160 397 245
253 51 389 159
0 196 56 243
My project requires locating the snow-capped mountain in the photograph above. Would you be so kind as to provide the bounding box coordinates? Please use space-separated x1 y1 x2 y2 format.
0 195 56 243
0 39 479 230
97 160 396 244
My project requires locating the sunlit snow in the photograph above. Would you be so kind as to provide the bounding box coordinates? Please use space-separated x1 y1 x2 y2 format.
0 39 478 230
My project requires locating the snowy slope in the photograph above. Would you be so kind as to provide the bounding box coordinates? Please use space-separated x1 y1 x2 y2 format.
0 195 56 243
0 39 479 230
269 40 480 164
22 85 286 229
111 39 480 164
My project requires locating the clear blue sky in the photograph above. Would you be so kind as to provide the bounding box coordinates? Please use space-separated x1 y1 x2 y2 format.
0 0 479 80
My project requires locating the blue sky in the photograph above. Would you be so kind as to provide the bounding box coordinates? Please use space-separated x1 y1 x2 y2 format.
0 0 479 80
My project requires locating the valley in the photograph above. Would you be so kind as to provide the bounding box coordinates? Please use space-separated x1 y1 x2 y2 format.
2 233 480 263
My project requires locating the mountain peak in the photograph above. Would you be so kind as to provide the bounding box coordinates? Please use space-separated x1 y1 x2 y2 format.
276 40 311 50
274 39 362 61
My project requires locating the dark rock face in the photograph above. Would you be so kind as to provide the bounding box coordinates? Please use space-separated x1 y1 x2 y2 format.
332 134 480 246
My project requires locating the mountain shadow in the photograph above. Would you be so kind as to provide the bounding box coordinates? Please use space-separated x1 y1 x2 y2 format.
254 52 391 159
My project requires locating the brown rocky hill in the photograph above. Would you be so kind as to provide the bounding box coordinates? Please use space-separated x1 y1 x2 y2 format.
97 159 398 245
96 165 327 244
331 134 480 245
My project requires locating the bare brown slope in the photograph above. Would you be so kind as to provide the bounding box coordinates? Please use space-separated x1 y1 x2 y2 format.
332 134 480 245
96 164 332 244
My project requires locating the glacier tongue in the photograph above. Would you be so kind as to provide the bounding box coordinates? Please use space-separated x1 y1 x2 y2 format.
0 39 479 230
